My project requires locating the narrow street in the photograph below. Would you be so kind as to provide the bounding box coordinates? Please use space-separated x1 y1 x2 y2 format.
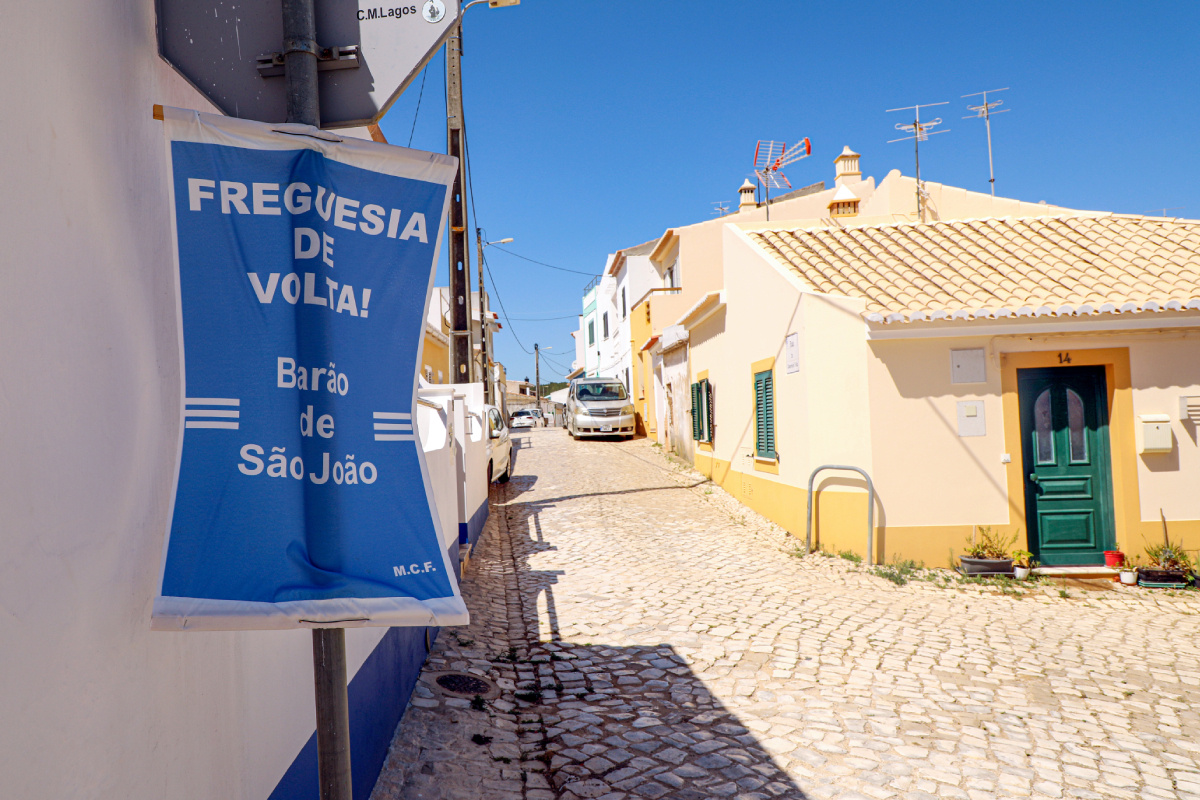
373 429 1200 800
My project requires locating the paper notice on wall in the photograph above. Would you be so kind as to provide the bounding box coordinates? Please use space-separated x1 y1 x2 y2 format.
152 107 467 631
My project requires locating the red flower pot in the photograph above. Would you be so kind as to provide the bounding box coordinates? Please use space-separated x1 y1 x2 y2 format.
1104 550 1125 567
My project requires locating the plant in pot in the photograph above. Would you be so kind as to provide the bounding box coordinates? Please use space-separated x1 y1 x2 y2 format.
960 526 1017 577
1119 555 1139 586
1141 512 1195 587
1011 550 1036 581
1141 542 1193 586
1104 547 1125 568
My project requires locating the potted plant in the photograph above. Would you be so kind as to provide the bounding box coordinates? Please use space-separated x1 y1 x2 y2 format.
1141 513 1195 587
1012 550 1035 581
960 526 1017 577
1119 555 1139 586
1141 542 1194 586
1104 548 1125 568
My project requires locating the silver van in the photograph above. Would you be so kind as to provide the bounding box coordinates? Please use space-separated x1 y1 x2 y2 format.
566 377 635 440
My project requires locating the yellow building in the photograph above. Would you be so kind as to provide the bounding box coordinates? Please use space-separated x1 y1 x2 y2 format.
627 146 1200 567
689 213 1200 568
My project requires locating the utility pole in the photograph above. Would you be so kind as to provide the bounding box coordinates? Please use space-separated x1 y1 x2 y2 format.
476 227 490 403
446 23 474 385
280 2 352 799
534 344 541 419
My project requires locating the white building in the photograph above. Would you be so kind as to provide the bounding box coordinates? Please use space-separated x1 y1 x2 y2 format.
572 239 660 391
0 4 484 797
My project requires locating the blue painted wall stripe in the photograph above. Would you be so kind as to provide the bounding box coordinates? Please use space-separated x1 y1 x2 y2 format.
268 541 462 799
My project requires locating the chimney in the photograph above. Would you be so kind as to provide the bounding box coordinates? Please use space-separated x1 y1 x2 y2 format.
834 146 862 187
737 178 757 212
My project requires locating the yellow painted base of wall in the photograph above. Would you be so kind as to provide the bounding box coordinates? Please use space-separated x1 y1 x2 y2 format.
693 453 1200 568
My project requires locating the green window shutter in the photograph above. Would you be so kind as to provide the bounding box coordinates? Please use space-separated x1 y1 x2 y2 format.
754 370 776 458
704 379 714 443
690 382 702 440
698 379 713 443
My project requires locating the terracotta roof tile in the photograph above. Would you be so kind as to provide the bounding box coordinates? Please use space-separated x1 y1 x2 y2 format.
747 216 1200 323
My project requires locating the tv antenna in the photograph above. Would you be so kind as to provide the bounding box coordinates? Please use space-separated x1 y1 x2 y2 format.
753 137 812 221
888 102 948 222
1143 206 1184 217
711 200 730 217
963 88 1010 196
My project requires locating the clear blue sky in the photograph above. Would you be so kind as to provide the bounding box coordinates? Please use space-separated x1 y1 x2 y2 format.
377 0 1200 385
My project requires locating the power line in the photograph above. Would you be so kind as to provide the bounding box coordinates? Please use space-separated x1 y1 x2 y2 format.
407 64 428 148
538 349 572 368
460 110 528 357
488 245 597 276
484 252 531 355
504 314 580 321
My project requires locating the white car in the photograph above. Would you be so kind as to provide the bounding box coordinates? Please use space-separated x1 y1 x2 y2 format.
566 378 636 439
484 405 512 483
510 409 538 429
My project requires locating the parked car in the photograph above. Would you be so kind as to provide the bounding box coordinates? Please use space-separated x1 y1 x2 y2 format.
510 409 538 429
484 404 512 483
566 377 635 439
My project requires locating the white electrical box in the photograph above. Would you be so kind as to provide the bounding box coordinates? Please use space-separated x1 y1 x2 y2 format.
957 400 986 437
1139 414 1174 454
950 348 986 384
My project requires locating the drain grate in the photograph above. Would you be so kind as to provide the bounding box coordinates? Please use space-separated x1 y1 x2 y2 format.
435 673 494 696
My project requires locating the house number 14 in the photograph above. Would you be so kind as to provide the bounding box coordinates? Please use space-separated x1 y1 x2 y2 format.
1057 352 1072 364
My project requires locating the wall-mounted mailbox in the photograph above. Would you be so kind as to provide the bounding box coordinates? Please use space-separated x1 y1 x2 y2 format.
1139 414 1174 454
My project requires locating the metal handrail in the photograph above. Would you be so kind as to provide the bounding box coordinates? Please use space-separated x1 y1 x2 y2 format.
805 465 876 565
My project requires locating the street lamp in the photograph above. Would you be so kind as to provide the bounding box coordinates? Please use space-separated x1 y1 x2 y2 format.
463 0 519 12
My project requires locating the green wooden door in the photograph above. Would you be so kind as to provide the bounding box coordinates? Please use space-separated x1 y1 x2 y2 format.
1017 366 1115 566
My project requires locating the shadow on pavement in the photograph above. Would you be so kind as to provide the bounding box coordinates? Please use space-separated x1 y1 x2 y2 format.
513 641 809 800
501 489 808 799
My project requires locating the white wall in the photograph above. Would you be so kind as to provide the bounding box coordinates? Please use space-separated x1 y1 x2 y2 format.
0 3 442 797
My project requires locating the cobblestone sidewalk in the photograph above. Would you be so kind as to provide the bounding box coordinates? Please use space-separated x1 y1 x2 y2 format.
372 429 1200 800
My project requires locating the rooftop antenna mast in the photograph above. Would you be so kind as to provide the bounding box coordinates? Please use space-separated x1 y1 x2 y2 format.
1144 206 1184 217
711 200 730 217
888 102 948 222
753 137 812 221
962 88 1010 196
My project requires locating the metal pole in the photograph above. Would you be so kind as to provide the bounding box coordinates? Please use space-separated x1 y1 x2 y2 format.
476 227 491 404
446 25 474 385
282 0 320 127
535 344 540 419
281 5 351 799
312 628 353 800
805 465 876 565
913 110 923 222
983 92 996 196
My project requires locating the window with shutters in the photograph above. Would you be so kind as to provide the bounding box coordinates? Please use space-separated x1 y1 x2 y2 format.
754 369 776 458
621 288 627 319
602 312 609 339
588 320 594 345
690 379 713 443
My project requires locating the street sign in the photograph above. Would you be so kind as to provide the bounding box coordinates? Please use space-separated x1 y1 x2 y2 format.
151 106 468 630
156 0 461 128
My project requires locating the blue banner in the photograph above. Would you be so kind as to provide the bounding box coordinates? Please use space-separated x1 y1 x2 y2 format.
152 109 466 630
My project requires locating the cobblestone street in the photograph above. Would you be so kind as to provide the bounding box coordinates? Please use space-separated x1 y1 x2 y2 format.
372 429 1200 800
